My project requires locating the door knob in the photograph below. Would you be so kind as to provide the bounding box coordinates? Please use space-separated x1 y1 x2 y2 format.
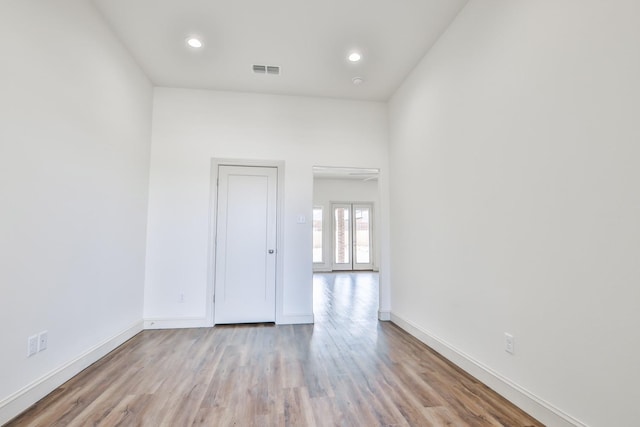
268 249 275 254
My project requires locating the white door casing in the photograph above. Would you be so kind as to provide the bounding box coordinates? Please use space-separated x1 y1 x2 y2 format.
214 165 277 324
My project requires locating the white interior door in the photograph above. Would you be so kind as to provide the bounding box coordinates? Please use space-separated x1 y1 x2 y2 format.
332 203 374 271
214 165 277 324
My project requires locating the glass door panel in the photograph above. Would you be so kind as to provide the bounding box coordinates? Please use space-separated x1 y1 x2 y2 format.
354 206 371 266
333 204 351 269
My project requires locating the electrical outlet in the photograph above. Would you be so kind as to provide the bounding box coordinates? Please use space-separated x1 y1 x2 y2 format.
505 333 514 354
38 331 48 352
27 335 38 357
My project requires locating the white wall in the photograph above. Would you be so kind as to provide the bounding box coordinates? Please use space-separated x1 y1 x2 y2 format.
312 178 380 271
145 88 389 326
0 0 152 422
388 1 640 426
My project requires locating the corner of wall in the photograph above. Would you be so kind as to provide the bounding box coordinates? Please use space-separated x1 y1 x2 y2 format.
0 322 143 425
390 313 588 427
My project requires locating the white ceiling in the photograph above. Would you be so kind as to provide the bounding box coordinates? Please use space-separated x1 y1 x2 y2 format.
93 0 468 101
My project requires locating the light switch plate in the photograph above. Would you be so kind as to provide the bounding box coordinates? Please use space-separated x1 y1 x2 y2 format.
27 335 38 357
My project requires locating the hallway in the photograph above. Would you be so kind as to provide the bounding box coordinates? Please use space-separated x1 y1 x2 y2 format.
313 272 379 328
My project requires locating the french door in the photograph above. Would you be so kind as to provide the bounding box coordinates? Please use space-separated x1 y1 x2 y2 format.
332 203 373 271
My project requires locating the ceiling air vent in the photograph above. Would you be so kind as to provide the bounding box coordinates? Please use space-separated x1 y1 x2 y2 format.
252 64 280 75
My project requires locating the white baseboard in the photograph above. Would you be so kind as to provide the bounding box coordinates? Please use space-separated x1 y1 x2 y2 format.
144 315 315 328
0 321 143 426
390 313 588 427
378 310 391 321
144 317 211 329
278 314 314 325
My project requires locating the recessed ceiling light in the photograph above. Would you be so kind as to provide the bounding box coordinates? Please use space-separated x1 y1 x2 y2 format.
348 52 362 62
186 37 203 48
352 76 364 85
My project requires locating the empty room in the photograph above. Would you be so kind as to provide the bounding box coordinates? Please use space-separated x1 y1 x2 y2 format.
1 0 638 426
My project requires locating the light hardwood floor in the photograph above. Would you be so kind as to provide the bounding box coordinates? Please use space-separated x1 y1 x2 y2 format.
7 273 543 426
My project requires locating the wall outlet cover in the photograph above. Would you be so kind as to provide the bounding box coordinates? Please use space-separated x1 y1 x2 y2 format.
38 331 48 351
505 333 514 354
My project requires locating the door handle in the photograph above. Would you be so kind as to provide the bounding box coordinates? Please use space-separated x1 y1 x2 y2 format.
268 249 275 254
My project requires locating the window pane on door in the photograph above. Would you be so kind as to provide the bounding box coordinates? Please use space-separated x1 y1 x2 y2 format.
354 207 370 264
312 207 323 263
334 207 350 264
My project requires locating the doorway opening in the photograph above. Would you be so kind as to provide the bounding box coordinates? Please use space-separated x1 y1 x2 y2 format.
312 166 380 323
311 166 379 273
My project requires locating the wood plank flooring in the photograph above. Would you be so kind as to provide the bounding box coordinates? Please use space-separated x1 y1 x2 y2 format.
7 273 543 426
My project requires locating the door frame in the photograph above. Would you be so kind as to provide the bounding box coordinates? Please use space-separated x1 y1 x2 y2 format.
207 158 285 326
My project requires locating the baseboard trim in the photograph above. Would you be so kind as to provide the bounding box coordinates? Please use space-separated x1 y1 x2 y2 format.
390 313 588 427
0 321 143 425
378 310 391 321
144 317 211 329
278 314 314 325
144 314 315 328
